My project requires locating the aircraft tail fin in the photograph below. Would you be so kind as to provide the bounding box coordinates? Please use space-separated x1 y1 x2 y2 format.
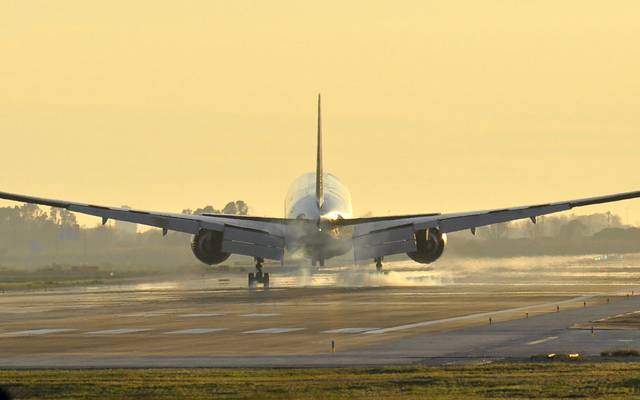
316 93 324 208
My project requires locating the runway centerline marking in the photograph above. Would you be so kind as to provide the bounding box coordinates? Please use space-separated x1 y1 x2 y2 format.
527 336 559 345
242 328 304 334
87 328 151 335
180 313 225 317
165 328 226 334
240 313 280 317
323 328 380 334
4 329 77 336
120 312 172 317
364 295 593 334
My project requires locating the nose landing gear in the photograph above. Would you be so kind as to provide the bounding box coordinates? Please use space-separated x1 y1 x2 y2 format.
248 258 270 289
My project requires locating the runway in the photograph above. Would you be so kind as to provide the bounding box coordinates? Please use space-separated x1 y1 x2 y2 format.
2 256 640 368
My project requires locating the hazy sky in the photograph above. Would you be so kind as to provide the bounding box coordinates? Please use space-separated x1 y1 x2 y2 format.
2 1 639 226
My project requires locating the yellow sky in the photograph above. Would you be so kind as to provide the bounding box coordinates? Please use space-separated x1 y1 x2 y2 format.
1 1 639 226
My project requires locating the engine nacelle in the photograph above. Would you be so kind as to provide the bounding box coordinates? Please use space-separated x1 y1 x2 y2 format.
407 228 447 264
191 229 230 265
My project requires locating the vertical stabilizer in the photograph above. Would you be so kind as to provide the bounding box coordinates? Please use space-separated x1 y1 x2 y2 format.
316 94 324 208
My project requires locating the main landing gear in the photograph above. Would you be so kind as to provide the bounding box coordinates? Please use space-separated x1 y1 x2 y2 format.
248 257 269 289
375 257 384 273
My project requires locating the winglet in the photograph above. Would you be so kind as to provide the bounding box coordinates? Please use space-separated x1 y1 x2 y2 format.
316 93 324 208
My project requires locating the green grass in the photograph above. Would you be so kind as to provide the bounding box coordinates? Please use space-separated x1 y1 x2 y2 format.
2 363 640 399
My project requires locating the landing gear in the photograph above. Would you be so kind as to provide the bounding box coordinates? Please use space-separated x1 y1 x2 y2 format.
248 258 270 289
312 258 325 267
375 257 383 273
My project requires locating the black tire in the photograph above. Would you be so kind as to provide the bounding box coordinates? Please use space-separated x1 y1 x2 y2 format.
263 272 270 289
248 272 255 288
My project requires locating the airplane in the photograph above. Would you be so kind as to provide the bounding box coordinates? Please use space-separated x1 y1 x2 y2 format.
1 94 639 288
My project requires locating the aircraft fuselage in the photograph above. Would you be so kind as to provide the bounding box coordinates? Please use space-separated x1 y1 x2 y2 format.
284 172 353 263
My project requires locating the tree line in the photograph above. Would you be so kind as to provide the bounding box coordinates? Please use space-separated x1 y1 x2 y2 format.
0 202 250 270
0 203 638 270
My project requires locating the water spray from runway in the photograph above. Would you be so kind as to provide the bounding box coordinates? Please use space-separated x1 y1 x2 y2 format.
279 253 640 288
283 260 455 287
332 268 455 287
53 253 640 292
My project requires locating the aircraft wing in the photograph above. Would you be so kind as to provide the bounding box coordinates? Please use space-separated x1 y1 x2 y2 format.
0 191 291 261
345 190 640 261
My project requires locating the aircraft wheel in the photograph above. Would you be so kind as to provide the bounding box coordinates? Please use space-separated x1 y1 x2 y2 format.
248 272 256 288
263 272 270 289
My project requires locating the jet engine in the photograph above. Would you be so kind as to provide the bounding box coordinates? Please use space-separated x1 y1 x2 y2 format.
191 229 230 265
407 228 447 264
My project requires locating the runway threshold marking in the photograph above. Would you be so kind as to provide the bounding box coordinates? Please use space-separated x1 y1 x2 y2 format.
323 328 380 333
364 295 593 334
527 336 559 345
87 328 151 335
3 329 77 336
164 328 226 334
242 328 305 334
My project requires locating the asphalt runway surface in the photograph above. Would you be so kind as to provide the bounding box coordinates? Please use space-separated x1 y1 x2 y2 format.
2 256 640 368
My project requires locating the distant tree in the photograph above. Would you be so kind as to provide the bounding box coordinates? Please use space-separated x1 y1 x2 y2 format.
19 203 47 221
558 220 588 239
222 202 238 215
235 200 249 215
183 202 249 216
49 207 61 224
192 205 218 215
59 209 77 226
49 207 77 226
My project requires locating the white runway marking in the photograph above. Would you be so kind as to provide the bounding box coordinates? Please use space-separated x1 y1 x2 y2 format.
120 312 171 317
240 313 280 317
618 339 634 342
4 329 76 336
180 313 225 317
527 336 559 345
323 327 380 333
365 295 593 334
242 328 304 334
164 328 226 334
87 328 151 335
